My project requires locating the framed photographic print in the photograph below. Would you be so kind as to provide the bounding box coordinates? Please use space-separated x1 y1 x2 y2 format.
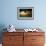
17 7 34 20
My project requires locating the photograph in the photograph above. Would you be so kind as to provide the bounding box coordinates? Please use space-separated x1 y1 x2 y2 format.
17 7 34 20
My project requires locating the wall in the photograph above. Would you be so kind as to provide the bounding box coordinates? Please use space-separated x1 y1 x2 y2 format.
0 0 46 30
0 0 46 31
0 0 46 44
